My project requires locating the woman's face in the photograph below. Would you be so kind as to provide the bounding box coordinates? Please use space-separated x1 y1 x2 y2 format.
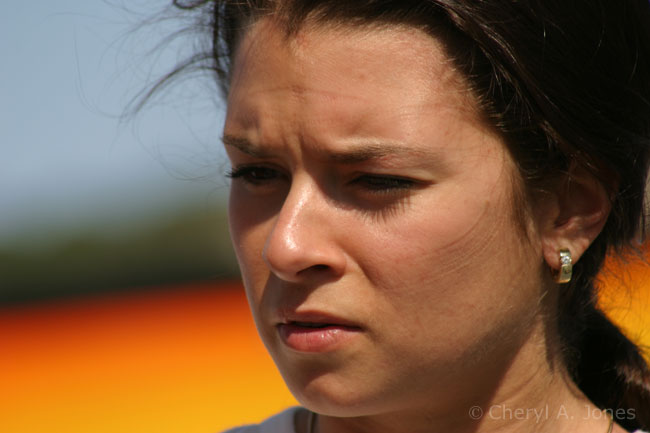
224 20 548 416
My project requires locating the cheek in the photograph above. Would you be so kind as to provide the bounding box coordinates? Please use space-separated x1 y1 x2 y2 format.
361 190 503 275
228 188 272 299
355 177 538 331
353 191 543 381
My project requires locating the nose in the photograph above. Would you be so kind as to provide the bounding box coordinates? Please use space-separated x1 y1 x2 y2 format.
262 179 346 283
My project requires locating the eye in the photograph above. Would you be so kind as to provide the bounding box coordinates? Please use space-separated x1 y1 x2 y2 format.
351 174 417 193
226 165 285 185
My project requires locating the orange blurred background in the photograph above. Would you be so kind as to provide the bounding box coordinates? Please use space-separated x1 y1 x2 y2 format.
1 254 648 433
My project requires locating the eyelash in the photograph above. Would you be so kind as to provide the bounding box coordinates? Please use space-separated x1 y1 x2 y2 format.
226 165 416 193
349 174 416 192
226 166 284 184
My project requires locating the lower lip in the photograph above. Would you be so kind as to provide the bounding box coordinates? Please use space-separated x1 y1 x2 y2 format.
277 323 361 352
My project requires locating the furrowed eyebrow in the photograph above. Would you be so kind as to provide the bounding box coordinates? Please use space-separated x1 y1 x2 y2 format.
326 144 421 164
222 135 273 158
222 134 426 163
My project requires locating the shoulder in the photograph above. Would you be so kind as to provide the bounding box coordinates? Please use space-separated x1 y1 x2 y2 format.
220 407 303 433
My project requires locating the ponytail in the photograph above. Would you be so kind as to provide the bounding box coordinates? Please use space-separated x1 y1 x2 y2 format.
559 265 650 430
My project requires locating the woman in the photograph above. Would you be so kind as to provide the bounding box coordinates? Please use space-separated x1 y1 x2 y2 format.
156 1 650 432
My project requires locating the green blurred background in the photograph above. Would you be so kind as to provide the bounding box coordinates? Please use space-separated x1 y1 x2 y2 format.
0 205 239 303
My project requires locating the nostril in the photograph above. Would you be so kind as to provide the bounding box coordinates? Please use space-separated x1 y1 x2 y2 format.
298 264 329 274
294 263 335 279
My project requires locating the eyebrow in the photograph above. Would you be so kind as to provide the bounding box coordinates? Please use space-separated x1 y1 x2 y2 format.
222 135 272 158
222 134 426 164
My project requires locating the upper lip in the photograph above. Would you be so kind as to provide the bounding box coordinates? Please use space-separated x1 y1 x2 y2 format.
278 310 361 328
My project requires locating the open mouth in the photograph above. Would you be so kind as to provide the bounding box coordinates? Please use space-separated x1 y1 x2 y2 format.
286 321 363 330
290 321 336 328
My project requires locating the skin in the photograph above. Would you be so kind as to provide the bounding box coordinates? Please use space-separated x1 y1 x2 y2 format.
223 18 618 433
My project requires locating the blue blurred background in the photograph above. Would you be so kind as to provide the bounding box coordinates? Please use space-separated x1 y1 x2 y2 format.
1 1 238 304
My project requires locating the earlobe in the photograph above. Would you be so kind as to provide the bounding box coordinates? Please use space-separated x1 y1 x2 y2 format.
540 167 612 273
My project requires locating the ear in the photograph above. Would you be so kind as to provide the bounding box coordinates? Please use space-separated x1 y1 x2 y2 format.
539 167 612 272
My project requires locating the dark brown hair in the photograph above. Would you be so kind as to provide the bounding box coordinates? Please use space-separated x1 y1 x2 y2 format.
158 0 650 429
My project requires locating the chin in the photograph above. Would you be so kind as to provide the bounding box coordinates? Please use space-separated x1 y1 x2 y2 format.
278 363 397 417
293 386 377 417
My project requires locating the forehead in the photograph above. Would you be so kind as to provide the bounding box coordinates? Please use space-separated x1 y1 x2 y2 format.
229 18 475 108
225 18 493 160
